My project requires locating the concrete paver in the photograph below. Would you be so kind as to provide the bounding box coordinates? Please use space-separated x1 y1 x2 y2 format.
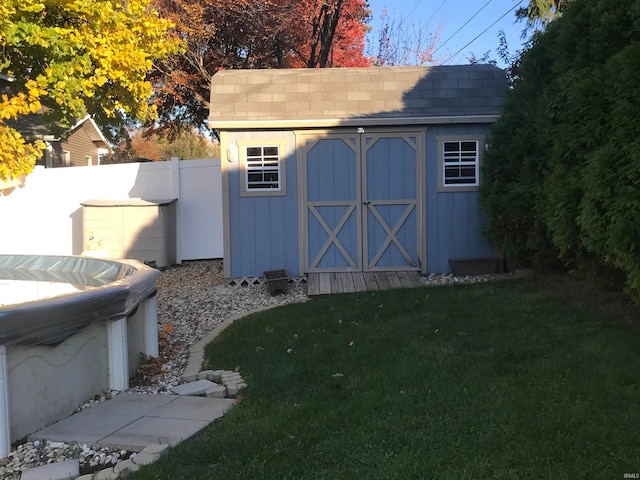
83 393 175 416
98 417 210 451
24 389 237 479
28 412 140 445
169 379 218 396
29 393 235 452
147 396 234 421
20 459 79 480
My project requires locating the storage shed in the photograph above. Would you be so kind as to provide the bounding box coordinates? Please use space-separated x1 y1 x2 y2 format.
208 65 507 279
81 198 177 269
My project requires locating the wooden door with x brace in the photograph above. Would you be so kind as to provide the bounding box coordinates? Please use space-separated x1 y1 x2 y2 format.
300 130 423 272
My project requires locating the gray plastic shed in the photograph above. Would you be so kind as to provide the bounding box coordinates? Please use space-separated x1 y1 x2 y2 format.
81 198 177 268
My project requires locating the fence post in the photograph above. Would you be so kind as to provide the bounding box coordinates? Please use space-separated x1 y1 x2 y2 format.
170 157 182 265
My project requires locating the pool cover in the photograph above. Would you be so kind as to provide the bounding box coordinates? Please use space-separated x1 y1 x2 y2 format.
0 255 162 346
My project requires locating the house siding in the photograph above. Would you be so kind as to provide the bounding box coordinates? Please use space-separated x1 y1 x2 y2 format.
224 131 300 277
61 122 101 166
38 121 104 168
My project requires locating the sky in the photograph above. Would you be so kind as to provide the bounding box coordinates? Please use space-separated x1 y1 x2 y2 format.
365 0 530 67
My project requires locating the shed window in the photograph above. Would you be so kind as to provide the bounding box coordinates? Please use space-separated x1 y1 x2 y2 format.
246 146 281 190
437 136 484 192
237 139 288 197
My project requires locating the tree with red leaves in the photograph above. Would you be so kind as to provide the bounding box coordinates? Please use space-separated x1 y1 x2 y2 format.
149 0 370 133
273 0 371 68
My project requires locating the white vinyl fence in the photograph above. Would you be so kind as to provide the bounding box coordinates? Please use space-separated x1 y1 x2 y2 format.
0 158 223 261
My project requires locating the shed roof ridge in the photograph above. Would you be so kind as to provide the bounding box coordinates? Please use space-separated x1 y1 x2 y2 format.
209 65 507 127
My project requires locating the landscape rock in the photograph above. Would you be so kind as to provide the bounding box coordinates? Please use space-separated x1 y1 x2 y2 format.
113 459 140 476
205 386 227 398
130 452 158 467
141 444 169 456
94 467 119 480
197 370 214 380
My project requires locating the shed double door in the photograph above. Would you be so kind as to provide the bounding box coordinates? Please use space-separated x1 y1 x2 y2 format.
302 131 422 273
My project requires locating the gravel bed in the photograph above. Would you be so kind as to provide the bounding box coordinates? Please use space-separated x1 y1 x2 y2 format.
133 260 308 391
0 440 133 478
0 261 517 478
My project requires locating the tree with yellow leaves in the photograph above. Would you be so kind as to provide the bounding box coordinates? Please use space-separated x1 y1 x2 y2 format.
0 0 182 181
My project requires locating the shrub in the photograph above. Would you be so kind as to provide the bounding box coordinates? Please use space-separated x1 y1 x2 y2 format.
481 0 640 296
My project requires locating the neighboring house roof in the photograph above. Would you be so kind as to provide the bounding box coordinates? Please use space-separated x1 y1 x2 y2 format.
1 74 112 152
7 113 112 152
6 111 55 139
208 65 508 129
68 115 112 151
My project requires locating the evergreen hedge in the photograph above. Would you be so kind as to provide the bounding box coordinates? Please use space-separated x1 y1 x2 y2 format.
481 0 640 296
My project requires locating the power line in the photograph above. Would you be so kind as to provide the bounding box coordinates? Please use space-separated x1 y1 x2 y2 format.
439 0 524 65
432 0 494 56
394 0 448 38
425 0 448 26
406 0 426 18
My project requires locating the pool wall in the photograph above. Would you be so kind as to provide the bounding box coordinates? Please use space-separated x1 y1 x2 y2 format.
7 322 109 441
0 255 161 457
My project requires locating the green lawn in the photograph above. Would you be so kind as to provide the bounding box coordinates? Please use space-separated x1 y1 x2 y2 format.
132 276 640 479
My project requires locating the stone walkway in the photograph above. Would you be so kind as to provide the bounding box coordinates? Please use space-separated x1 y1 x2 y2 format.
29 394 234 452
21 393 234 479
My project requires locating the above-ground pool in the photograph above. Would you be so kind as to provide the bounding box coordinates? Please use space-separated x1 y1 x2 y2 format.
0 255 162 458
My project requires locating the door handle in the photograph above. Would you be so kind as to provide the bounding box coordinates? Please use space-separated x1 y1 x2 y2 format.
363 201 371 205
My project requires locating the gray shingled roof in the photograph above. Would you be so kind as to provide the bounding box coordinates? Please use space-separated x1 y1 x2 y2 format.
208 65 507 129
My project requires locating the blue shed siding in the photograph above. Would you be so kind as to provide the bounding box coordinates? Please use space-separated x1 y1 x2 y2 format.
224 125 498 278
425 125 497 273
226 131 300 277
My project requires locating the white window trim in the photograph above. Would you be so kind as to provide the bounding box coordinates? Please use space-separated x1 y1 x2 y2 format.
437 135 484 192
45 144 53 168
97 148 109 165
62 150 71 167
237 139 288 197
